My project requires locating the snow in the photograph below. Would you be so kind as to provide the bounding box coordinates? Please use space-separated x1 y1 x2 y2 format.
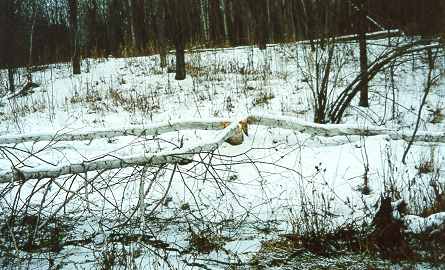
0 35 444 269
404 212 445 234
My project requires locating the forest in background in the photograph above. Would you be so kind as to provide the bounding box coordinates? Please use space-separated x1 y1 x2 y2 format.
1 0 444 70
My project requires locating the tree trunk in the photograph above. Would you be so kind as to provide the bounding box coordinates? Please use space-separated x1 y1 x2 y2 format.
28 3 37 74
200 0 209 42
358 32 368 107
258 1 268 50
209 0 223 44
127 0 137 49
8 68 15 93
266 0 272 41
1 121 241 184
86 0 99 55
358 1 368 107
69 0 81 75
175 46 186 80
2 0 17 92
248 0 267 50
134 0 145 51
220 0 229 43
167 0 189 80
156 1 167 68
233 1 246 45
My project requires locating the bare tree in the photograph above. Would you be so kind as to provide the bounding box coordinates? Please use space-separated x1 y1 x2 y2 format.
357 0 369 107
0 0 21 93
127 0 137 49
199 0 209 42
27 0 37 76
68 0 81 74
155 0 168 68
166 0 191 80
402 48 442 164
134 0 146 51
329 41 443 123
247 0 268 50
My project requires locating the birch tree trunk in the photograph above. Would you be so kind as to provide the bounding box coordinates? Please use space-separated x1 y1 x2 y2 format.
219 0 228 43
8 68 15 93
127 0 137 50
3 0 18 92
200 0 209 42
156 0 167 68
0 121 241 183
3 115 445 183
28 2 37 75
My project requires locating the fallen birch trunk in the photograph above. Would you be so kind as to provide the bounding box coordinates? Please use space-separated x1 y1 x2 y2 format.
0 121 241 184
1 114 444 183
247 114 389 137
0 119 229 145
247 114 445 143
2 114 444 145
403 212 445 235
389 199 445 236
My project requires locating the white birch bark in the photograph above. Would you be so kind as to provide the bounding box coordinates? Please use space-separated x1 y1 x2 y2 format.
0 119 229 145
247 114 445 143
2 115 445 183
200 0 209 41
0 121 240 183
220 0 228 42
128 0 137 48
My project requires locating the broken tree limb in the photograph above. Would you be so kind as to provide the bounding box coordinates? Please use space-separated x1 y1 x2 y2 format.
247 114 445 143
387 132 445 144
403 213 445 235
4 112 443 147
247 114 388 137
390 199 445 235
0 118 230 145
0 121 241 184
1 114 445 183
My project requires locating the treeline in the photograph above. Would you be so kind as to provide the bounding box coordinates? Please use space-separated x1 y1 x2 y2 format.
0 0 444 69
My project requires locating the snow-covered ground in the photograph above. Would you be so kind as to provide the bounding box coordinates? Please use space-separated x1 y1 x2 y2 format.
0 36 444 269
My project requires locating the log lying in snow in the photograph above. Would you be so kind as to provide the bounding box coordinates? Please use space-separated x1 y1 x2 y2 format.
388 133 445 144
403 213 445 235
1 114 445 183
389 199 445 236
1 114 443 145
0 119 230 145
247 114 445 143
0 121 241 184
247 114 388 137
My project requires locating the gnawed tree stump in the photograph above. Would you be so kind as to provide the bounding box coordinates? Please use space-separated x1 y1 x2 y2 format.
370 196 412 259
223 120 248 146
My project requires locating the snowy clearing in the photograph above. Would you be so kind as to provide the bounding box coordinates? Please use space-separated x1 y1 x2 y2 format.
0 35 444 269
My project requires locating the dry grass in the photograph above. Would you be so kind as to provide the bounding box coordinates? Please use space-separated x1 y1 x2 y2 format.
416 160 434 174
188 229 229 254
